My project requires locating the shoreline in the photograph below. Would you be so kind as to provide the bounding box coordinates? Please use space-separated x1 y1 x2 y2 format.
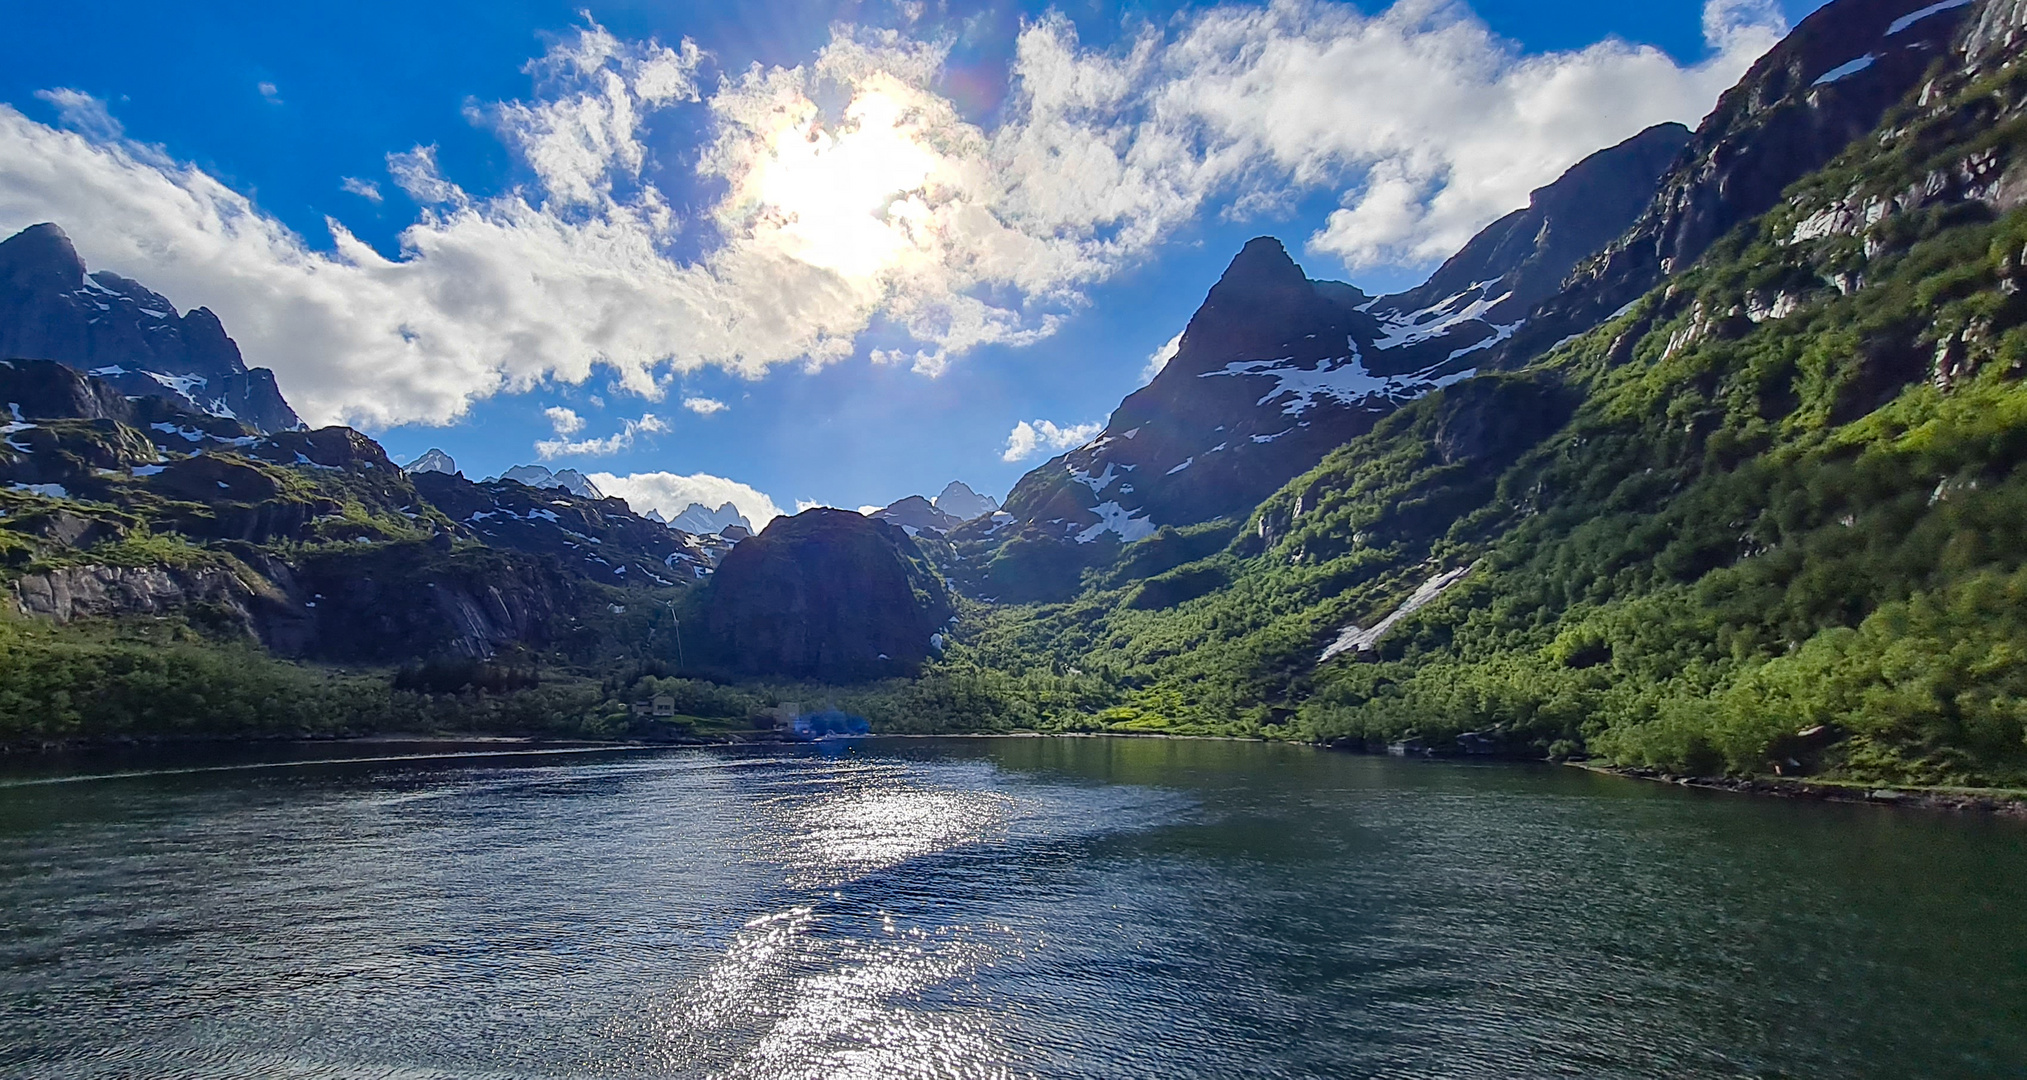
1567 762 2027 818
8 729 2026 819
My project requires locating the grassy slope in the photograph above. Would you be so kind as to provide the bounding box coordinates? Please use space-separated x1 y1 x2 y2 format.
933 55 2027 786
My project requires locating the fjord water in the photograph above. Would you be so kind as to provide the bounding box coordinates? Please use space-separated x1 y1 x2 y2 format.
1 739 2022 1079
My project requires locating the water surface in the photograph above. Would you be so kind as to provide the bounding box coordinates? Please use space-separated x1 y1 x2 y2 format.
0 737 2022 1078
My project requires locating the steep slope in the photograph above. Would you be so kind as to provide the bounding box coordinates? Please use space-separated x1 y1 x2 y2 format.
875 495 963 535
933 481 999 521
410 470 714 586
982 122 1701 569
702 508 953 681
1495 0 1975 366
0 360 697 664
962 0 2027 786
0 224 300 432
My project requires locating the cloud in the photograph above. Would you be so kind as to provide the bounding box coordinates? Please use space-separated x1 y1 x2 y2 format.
857 504 885 514
340 176 383 202
32 89 121 140
543 405 585 434
535 412 668 458
590 469 783 525
0 3 1782 428
1002 418 1103 462
682 396 727 415
258 82 283 105
1143 331 1182 383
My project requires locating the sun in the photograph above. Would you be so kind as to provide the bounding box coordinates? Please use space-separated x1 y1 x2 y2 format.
747 75 945 282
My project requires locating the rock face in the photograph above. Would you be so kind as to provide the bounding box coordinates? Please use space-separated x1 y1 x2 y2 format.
875 495 962 534
405 448 457 475
410 470 714 585
0 223 301 432
1494 0 1975 366
498 464 603 499
670 501 752 536
991 124 1698 549
703 508 953 681
1367 122 1691 357
933 481 999 521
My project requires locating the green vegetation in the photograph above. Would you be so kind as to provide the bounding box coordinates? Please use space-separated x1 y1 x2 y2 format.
921 68 2027 787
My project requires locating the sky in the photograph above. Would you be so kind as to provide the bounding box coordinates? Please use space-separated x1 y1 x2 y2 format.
0 0 1827 524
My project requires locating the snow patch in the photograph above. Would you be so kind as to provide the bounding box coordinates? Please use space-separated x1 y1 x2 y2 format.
1813 55 1876 86
1202 353 1477 417
1319 566 1474 662
1075 502 1156 544
1888 0 1971 35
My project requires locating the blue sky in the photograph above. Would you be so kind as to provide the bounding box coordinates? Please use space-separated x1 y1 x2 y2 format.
0 0 1826 521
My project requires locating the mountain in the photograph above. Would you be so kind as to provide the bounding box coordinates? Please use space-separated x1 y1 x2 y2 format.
0 223 301 433
1493 0 1975 368
701 508 953 681
961 0 2027 786
497 464 603 499
409 471 713 586
404 448 458 476
983 121 1700 572
874 495 963 535
933 481 999 521
670 501 752 536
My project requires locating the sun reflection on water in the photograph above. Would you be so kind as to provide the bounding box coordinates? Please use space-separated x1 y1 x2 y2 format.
618 758 1030 1078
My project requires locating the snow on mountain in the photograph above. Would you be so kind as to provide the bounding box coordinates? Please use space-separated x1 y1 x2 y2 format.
497 464 604 499
991 122 1696 547
874 495 963 535
0 223 302 433
404 448 457 476
670 501 752 536
933 481 999 521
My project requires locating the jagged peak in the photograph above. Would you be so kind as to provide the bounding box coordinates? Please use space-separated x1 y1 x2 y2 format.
1208 237 1308 299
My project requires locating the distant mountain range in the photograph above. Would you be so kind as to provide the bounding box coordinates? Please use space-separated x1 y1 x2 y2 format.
8 0 2027 791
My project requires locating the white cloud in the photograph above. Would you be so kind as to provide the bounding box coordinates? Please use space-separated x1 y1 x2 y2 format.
535 412 668 458
543 405 585 434
1002 418 1103 462
0 3 1782 428
1143 331 1182 383
590 469 784 525
682 396 727 415
857 504 885 515
340 176 383 202
32 89 121 140
258 82 283 105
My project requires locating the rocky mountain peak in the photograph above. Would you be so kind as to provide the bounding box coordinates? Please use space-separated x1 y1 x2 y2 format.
670 502 753 536
498 464 603 500
875 495 962 535
404 448 457 476
934 481 999 521
0 222 302 433
0 223 86 293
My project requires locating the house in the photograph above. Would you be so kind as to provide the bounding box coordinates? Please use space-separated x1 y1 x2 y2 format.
653 695 675 718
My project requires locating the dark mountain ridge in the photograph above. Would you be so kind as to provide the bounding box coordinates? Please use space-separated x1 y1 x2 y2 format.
0 223 300 432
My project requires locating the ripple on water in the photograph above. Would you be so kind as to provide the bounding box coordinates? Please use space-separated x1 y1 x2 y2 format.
0 741 2022 1080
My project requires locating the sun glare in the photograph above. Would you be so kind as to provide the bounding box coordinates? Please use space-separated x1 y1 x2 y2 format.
749 76 945 282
